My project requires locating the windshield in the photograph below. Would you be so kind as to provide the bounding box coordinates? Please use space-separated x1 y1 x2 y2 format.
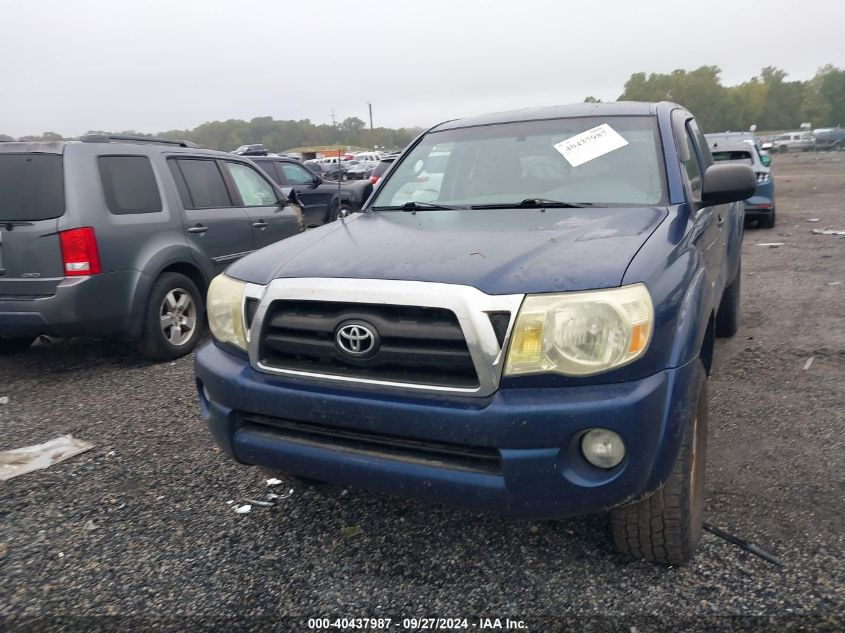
371 116 666 208
0 154 65 221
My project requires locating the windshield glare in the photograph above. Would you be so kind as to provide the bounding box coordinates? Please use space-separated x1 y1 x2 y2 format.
371 116 666 208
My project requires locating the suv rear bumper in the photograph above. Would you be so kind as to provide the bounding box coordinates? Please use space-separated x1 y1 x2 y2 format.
195 342 701 520
0 270 143 338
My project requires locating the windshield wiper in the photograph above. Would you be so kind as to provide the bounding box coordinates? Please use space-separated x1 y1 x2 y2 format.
471 198 593 209
371 201 464 211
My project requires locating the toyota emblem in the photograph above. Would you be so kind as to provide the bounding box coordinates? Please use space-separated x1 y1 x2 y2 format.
335 322 378 357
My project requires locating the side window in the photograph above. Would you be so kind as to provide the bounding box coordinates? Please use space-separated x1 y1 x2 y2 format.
255 161 282 186
171 159 232 209
98 155 162 215
226 162 279 207
682 130 703 200
281 163 317 185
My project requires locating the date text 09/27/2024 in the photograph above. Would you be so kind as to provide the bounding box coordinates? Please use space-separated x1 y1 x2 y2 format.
306 617 527 630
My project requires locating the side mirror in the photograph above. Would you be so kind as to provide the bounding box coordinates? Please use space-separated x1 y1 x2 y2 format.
284 188 301 206
312 175 322 187
701 163 756 206
761 154 771 167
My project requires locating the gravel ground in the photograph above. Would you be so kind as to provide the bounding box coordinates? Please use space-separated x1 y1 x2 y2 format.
0 153 843 632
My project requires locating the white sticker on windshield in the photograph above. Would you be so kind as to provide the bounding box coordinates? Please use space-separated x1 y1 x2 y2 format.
554 123 629 167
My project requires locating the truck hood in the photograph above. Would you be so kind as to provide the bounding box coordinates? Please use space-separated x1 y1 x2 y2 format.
226 207 668 295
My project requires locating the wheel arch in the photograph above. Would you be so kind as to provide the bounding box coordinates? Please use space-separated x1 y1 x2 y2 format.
126 252 211 338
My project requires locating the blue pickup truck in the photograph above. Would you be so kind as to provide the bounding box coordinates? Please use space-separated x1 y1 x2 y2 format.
195 102 755 564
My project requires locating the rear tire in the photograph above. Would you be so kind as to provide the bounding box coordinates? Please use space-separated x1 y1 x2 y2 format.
760 206 776 229
138 272 204 361
0 336 35 355
611 362 708 565
715 264 741 338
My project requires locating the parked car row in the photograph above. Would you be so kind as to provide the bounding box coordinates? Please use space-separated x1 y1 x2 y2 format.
758 127 845 152
0 135 372 359
3 101 765 566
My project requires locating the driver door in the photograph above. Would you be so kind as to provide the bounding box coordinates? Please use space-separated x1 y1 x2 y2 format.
279 162 333 226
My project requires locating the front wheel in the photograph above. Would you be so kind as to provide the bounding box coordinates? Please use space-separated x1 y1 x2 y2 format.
0 336 35 355
138 272 204 361
610 362 708 565
331 203 353 222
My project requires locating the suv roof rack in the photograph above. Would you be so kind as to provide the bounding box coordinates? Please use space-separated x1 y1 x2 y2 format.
80 134 197 148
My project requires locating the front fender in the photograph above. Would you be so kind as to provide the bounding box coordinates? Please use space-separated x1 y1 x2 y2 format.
623 206 715 373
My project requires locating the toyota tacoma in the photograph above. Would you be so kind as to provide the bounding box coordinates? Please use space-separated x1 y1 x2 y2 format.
195 102 755 564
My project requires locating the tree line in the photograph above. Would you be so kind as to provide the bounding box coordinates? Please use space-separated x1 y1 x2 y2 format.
4 64 843 146
0 116 423 153
601 64 845 133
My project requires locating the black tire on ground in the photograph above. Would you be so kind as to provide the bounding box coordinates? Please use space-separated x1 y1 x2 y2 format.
715 264 741 338
137 272 204 361
779 145 788 154
0 336 35 355
331 202 353 222
760 206 776 229
610 361 708 565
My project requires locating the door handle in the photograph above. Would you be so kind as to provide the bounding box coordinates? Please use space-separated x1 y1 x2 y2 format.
187 224 208 234
717 214 725 226
252 220 268 228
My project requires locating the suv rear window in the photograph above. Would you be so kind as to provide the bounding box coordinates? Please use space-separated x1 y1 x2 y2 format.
0 154 65 221
98 156 162 214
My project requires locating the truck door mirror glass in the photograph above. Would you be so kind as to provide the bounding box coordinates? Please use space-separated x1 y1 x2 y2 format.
701 163 756 206
761 154 771 167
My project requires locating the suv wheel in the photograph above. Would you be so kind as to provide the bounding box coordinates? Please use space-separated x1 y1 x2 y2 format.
138 272 204 361
610 362 708 565
331 203 353 222
715 263 741 337
0 336 35 355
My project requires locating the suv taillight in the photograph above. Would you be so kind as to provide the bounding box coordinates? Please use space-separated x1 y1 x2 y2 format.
59 227 102 276
369 175 380 185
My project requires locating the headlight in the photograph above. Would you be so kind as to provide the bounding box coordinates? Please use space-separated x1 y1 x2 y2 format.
504 284 653 377
207 274 248 351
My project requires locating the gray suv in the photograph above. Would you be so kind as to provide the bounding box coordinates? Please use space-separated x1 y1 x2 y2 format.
0 135 301 359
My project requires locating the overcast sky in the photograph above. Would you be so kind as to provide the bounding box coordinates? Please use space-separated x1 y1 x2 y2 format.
2 0 843 137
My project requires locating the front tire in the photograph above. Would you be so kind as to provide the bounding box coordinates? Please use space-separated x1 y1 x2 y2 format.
331 203 353 222
715 264 741 338
0 336 35 355
611 362 708 565
138 272 204 361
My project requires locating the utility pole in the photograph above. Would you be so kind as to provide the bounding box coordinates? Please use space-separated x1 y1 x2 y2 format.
368 102 374 151
330 110 337 127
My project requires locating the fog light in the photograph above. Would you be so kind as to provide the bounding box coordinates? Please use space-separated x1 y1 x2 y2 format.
581 429 625 469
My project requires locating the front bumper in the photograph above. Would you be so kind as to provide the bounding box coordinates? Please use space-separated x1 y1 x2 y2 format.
0 270 144 338
195 342 701 519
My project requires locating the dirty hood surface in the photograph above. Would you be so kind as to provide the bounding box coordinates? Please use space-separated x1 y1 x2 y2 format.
227 207 668 295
